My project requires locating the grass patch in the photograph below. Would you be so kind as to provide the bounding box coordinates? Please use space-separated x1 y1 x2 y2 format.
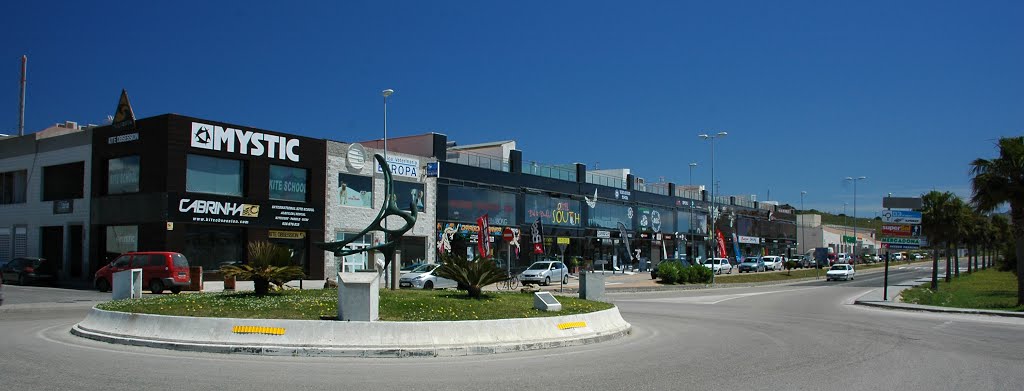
900 269 1023 312
96 288 615 321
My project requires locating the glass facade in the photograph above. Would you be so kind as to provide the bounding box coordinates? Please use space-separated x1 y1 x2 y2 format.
524 194 582 228
104 225 137 260
42 162 85 200
445 186 517 226
637 206 673 232
586 202 634 230
183 225 245 270
338 173 373 208
0 170 27 204
186 154 243 196
269 165 308 202
107 156 140 194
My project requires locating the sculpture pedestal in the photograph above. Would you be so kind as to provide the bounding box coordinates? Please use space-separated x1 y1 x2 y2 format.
337 272 380 321
112 268 142 300
579 272 605 302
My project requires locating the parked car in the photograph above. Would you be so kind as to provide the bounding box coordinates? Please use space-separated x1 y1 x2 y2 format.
1 257 58 286
836 253 851 264
762 256 784 271
94 252 191 294
892 253 904 261
651 258 693 279
519 261 569 286
737 257 766 273
400 262 428 273
826 264 856 281
399 263 457 290
702 258 733 274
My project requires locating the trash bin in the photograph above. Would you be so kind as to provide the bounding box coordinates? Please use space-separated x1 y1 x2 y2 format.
187 266 203 291
224 275 235 290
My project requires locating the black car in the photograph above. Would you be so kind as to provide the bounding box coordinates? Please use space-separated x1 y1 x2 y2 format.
0 257 58 286
651 258 693 279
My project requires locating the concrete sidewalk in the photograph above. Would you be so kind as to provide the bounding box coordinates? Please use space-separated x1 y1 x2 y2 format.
854 277 1024 318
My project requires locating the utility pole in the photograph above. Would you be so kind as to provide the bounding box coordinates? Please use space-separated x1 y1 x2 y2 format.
19 55 27 136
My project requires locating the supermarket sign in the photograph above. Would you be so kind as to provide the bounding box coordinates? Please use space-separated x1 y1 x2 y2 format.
881 224 921 237
880 237 924 248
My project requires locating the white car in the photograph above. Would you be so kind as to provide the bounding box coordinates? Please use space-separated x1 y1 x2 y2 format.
399 264 457 290
825 264 856 281
702 258 733 274
761 256 784 271
519 261 569 286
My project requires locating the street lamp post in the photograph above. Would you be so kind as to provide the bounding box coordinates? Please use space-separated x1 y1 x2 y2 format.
843 202 848 254
699 132 727 285
845 176 867 265
382 88 395 289
688 162 697 186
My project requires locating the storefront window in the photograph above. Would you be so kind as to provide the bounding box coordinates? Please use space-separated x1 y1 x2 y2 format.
105 225 137 259
183 225 245 270
393 181 426 212
586 203 634 230
525 194 582 227
694 213 709 235
108 156 140 194
186 154 243 196
269 165 307 202
338 173 373 208
445 186 517 226
638 206 673 232
335 232 372 273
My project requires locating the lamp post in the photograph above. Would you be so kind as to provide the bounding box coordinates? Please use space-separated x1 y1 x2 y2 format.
699 132 727 285
382 88 394 289
843 202 848 254
688 162 697 186
845 176 867 265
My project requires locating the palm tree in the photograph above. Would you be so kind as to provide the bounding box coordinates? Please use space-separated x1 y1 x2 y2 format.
990 214 1011 270
970 136 1024 306
948 197 969 280
221 241 304 296
922 191 957 289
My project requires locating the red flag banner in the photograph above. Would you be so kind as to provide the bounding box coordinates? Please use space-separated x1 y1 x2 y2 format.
716 229 728 259
477 214 490 257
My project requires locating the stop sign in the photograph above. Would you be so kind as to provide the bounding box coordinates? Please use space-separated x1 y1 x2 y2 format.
502 228 515 242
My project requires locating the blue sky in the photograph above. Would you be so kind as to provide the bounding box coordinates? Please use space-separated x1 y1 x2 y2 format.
2 1 1020 216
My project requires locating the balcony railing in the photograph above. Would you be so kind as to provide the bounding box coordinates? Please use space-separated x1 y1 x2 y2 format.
675 189 702 200
525 162 576 181
585 172 625 189
446 151 509 172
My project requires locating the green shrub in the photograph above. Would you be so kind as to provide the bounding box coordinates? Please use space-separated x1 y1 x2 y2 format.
657 261 681 283
687 266 713 284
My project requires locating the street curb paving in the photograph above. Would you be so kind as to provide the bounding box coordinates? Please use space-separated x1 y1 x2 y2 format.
853 289 1024 319
70 307 632 358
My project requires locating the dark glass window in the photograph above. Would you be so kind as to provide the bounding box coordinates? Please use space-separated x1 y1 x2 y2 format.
269 165 307 202
393 181 426 212
446 186 517 225
638 206 674 232
586 203 634 229
42 162 84 201
183 225 244 271
186 154 243 196
0 170 27 204
338 173 373 208
105 226 138 259
107 156 140 194
524 194 581 227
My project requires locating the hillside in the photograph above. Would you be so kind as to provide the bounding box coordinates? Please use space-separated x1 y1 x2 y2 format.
802 209 883 234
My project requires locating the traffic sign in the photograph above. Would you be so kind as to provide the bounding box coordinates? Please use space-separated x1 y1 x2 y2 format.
881 210 922 224
502 228 515 242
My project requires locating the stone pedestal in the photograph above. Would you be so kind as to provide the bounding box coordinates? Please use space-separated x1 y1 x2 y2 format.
579 272 605 302
337 271 380 321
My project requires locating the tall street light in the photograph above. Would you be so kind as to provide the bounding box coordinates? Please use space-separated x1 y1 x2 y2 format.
699 131 727 285
800 191 807 255
382 88 394 289
845 176 867 265
688 162 698 186
843 202 848 253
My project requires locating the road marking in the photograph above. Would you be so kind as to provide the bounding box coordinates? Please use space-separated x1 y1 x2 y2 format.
618 286 822 305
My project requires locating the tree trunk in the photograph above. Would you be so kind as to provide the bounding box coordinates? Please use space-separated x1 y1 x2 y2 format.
946 245 952 283
954 246 960 278
254 277 270 296
1012 204 1024 307
467 285 482 299
931 248 939 290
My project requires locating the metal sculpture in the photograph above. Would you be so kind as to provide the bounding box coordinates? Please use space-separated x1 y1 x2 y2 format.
318 154 417 273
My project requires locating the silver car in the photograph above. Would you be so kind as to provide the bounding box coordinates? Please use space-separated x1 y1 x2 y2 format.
399 264 457 290
519 261 569 286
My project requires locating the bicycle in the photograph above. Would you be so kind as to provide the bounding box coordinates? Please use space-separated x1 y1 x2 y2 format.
497 273 520 291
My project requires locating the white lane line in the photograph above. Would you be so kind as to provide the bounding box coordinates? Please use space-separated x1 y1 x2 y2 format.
618 286 822 305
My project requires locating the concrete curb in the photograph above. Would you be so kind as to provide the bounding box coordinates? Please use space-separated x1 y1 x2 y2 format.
853 285 1024 319
71 307 632 358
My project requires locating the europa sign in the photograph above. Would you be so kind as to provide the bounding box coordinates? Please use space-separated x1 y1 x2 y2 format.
882 224 921 237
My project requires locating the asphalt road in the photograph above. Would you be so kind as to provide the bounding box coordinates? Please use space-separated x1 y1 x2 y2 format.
1 265 1022 391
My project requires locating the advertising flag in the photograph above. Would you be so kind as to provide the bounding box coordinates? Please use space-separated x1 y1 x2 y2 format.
531 218 544 254
618 222 635 261
477 214 490 257
716 230 728 259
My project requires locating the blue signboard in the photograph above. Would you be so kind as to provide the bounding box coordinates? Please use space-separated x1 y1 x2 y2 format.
882 210 922 224
425 162 439 178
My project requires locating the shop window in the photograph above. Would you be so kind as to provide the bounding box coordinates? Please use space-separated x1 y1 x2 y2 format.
105 225 138 259
183 225 245 271
338 173 373 208
335 232 371 272
269 165 308 202
393 181 426 212
186 154 244 196
0 170 28 204
107 155 140 194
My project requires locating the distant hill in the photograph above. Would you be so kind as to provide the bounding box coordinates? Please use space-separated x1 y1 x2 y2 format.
802 209 883 234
